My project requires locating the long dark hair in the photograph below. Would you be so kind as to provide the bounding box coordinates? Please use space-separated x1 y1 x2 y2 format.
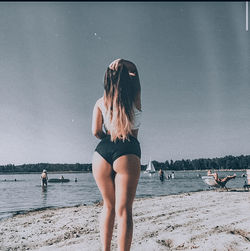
103 61 141 141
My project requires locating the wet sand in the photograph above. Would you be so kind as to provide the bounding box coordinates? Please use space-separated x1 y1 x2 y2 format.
0 190 249 251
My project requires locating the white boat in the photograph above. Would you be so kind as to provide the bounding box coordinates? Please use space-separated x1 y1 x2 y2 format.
201 176 220 187
144 157 156 174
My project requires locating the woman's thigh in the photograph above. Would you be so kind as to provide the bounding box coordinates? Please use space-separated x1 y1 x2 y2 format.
113 154 141 210
92 151 115 206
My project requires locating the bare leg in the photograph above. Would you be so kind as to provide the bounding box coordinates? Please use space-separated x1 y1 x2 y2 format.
220 174 236 183
113 155 141 251
92 152 116 251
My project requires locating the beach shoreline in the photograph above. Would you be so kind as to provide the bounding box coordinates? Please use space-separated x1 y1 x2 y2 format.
1 190 249 251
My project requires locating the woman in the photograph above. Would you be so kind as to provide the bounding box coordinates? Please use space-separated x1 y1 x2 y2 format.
207 170 236 188
92 59 142 251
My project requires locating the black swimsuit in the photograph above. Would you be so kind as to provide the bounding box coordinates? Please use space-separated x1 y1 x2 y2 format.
95 134 141 165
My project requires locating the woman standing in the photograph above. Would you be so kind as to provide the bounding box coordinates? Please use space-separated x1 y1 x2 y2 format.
92 59 142 251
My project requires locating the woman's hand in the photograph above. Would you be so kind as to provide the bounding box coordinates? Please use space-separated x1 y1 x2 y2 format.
109 59 137 76
109 58 122 71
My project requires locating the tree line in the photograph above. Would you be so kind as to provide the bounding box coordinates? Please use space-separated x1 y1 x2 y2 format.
0 155 249 173
0 163 92 173
150 154 250 171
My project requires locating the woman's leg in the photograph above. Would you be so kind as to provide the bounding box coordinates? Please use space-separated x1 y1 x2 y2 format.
221 174 236 183
92 152 116 251
113 154 141 251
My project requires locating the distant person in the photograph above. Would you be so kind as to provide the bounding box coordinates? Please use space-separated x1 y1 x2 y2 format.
60 175 64 180
75 178 78 182
171 171 175 179
159 169 165 182
92 59 142 251
41 170 48 187
207 170 236 188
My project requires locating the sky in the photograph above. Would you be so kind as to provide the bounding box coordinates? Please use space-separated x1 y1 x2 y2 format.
0 2 249 165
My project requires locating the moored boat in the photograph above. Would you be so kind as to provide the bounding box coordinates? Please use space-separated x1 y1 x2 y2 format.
48 178 70 183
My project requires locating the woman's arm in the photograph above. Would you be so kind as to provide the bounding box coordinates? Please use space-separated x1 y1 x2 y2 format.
134 91 141 111
131 92 141 139
92 100 106 139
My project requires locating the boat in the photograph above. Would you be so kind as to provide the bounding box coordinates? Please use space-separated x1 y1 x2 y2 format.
144 157 156 174
48 178 70 183
201 176 220 187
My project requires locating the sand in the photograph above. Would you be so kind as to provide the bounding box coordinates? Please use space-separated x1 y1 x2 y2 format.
0 190 249 251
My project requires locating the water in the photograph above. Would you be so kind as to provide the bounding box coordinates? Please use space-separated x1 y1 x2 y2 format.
0 170 246 221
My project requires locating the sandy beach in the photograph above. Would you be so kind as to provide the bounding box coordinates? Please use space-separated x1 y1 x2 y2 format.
0 190 249 251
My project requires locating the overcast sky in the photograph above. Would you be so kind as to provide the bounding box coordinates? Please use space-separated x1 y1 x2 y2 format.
0 2 249 165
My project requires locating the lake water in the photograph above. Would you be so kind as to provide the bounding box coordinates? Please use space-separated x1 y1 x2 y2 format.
0 170 247 221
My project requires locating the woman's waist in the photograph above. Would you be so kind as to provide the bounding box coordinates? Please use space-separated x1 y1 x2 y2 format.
103 132 139 142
